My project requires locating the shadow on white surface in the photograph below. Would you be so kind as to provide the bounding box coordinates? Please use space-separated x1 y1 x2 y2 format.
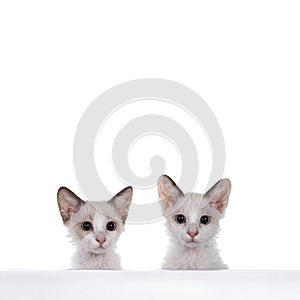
0 270 299 300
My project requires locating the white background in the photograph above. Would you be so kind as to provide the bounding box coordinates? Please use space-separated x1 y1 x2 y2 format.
0 1 299 270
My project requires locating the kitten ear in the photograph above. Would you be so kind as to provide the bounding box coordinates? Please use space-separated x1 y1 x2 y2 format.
205 179 231 216
57 187 84 223
157 175 184 215
108 186 133 223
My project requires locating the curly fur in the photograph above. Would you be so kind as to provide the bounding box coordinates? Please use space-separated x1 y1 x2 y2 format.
158 175 231 270
57 186 132 269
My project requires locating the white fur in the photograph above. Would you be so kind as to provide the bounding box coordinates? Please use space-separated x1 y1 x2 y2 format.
158 176 231 270
68 201 123 269
57 187 132 269
71 243 121 269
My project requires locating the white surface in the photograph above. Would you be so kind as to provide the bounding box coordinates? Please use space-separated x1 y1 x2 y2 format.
0 271 300 300
0 1 300 270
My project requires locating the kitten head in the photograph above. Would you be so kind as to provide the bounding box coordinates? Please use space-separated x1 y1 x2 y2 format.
57 186 132 254
158 175 231 248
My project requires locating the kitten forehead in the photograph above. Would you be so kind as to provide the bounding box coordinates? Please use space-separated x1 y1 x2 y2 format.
184 193 210 209
72 201 121 223
177 193 210 211
164 192 211 217
88 201 116 217
88 201 116 219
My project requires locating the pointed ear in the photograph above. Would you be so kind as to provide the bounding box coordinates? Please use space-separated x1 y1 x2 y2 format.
157 175 184 215
205 179 231 216
108 186 133 223
57 187 84 223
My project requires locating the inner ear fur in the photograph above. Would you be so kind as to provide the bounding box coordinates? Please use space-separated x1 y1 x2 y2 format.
157 175 184 215
57 187 84 223
205 178 231 216
108 186 133 223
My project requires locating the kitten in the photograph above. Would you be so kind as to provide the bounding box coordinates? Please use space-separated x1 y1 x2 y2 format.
57 186 132 269
158 175 231 270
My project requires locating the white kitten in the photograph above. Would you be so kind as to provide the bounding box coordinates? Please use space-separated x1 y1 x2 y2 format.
57 186 132 269
158 175 231 270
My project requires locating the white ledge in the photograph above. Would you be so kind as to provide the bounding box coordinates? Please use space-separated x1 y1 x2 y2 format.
0 270 300 300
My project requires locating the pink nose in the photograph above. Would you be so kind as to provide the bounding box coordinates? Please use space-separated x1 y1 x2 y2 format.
96 234 106 245
188 231 198 238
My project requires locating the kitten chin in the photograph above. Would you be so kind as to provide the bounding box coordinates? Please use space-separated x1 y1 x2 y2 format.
57 186 132 269
158 175 231 270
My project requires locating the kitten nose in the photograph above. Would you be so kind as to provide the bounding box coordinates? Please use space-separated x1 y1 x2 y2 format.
188 231 198 238
96 233 106 245
188 224 198 238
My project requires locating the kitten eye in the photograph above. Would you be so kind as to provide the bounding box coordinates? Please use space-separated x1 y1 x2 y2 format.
81 221 92 231
175 214 186 224
200 215 210 225
106 221 116 231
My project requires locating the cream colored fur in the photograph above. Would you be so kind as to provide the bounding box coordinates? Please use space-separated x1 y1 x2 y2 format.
57 186 132 269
